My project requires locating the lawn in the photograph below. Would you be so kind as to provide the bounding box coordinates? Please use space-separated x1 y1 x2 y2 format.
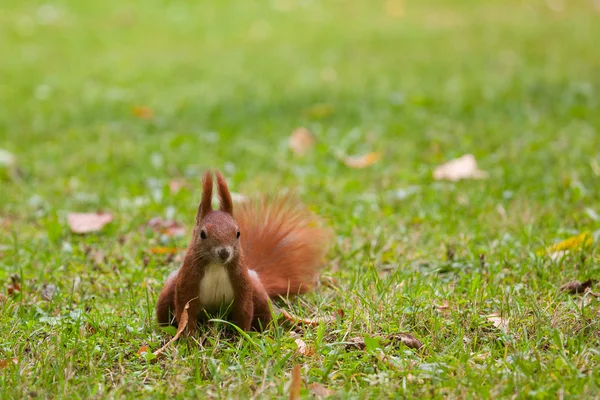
1 0 600 398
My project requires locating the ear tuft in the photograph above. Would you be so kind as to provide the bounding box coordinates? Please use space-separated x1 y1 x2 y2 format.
197 170 214 221
215 170 233 215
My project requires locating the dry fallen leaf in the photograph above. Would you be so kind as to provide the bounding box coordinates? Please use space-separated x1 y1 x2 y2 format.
560 279 597 294
67 212 113 234
0 358 18 369
294 338 315 356
433 154 488 181
289 127 315 155
295 338 308 354
152 298 193 358
345 336 366 350
486 313 509 332
343 152 382 169
538 233 593 258
435 300 450 312
131 105 154 120
41 283 56 301
389 333 424 350
289 364 302 400
147 217 186 237
278 308 336 326
309 382 334 397
585 288 600 298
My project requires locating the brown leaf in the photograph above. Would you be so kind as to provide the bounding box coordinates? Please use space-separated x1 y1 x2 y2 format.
278 308 336 327
309 382 334 397
131 105 154 120
486 313 509 332
343 152 382 169
433 154 488 181
137 345 149 356
152 298 193 358
41 283 56 301
0 358 17 369
385 333 424 350
289 364 302 400
560 279 596 294
289 127 315 155
435 300 450 312
345 336 366 350
147 217 186 237
67 212 113 234
394 333 423 350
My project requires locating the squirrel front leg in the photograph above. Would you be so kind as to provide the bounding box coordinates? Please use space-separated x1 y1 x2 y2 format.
230 267 254 331
251 276 273 331
174 277 200 336
232 288 253 331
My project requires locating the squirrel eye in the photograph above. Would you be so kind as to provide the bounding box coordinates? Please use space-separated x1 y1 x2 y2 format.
200 230 207 240
236 231 240 239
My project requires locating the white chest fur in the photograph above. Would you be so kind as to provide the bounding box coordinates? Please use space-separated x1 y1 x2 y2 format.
199 264 235 309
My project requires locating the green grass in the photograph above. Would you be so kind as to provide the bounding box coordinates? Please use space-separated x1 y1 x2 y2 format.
1 0 600 398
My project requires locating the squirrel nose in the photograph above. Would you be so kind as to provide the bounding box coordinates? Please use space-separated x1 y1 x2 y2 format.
218 248 230 261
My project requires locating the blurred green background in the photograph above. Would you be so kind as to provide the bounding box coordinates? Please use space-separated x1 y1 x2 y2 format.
1 0 600 398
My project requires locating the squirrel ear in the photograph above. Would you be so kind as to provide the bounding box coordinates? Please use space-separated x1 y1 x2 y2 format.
215 170 233 215
197 170 214 221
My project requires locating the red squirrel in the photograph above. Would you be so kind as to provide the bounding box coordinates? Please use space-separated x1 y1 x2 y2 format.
155 170 332 334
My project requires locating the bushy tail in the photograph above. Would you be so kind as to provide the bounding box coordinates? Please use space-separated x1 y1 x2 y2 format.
235 194 332 298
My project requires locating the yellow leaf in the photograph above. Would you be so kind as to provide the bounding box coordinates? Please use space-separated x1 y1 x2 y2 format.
537 232 593 256
343 152 381 169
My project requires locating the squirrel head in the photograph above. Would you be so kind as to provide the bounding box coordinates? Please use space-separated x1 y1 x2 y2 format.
193 170 240 265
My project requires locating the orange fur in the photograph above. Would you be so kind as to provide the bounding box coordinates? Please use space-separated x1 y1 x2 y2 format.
235 194 332 298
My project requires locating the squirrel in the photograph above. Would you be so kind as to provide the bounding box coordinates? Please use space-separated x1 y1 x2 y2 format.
155 169 332 334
